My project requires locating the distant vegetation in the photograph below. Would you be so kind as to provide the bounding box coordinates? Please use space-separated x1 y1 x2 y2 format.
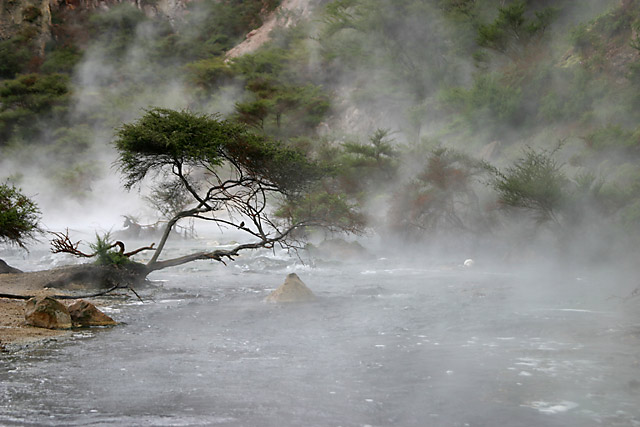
2 0 640 261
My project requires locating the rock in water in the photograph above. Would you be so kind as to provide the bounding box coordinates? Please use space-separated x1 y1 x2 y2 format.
67 300 117 327
24 297 72 329
265 273 316 303
0 259 22 274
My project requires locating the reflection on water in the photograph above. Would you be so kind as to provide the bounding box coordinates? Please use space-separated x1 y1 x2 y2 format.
1 249 639 426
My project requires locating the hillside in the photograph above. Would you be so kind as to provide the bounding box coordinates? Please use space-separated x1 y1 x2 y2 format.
1 0 640 262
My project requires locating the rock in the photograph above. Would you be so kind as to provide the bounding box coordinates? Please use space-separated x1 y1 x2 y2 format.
265 273 316 303
67 300 117 327
0 259 22 274
24 297 72 329
308 239 369 261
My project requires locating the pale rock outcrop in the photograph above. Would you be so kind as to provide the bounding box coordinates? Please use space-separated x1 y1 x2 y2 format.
67 299 117 326
24 296 72 329
265 273 316 303
226 0 318 59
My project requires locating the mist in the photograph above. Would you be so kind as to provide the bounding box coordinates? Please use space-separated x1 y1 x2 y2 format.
2 0 640 425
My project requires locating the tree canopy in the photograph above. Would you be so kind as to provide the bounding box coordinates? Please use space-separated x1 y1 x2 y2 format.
113 108 353 272
0 183 41 248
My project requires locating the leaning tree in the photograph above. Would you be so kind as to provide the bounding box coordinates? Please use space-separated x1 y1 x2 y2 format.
51 108 361 283
0 183 41 273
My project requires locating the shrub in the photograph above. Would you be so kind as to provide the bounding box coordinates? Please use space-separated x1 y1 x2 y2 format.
0 183 41 248
90 233 131 266
492 147 567 224
0 37 33 79
583 124 639 153
40 46 82 74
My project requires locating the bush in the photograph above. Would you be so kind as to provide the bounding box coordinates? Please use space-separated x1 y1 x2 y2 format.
0 38 33 79
440 73 523 131
492 147 567 224
584 124 639 153
0 183 41 248
40 46 82 74
90 233 131 266
0 73 70 142
476 1 557 59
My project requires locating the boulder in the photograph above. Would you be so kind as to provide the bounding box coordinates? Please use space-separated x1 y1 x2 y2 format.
308 238 369 261
0 259 22 274
24 297 72 329
67 300 117 327
265 273 316 303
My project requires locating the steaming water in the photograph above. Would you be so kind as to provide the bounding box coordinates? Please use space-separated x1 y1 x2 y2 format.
1 245 639 426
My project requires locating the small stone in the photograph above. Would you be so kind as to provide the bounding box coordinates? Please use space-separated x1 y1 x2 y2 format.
25 297 72 329
265 273 316 303
67 300 117 327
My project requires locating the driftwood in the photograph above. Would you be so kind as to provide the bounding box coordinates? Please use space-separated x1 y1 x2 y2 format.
0 284 122 300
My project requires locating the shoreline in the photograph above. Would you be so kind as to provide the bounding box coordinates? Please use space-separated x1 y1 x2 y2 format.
0 267 109 350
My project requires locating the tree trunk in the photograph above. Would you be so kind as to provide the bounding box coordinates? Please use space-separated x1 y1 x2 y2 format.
0 263 149 290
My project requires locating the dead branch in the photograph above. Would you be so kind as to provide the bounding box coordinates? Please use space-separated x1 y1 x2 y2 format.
50 229 94 258
124 243 156 257
50 230 156 259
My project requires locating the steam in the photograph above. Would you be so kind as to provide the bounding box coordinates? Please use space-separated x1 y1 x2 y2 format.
0 0 637 269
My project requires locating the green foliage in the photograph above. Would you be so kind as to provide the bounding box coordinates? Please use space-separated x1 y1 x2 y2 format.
389 146 492 235
537 67 606 123
0 73 70 142
276 190 365 233
584 124 639 153
88 4 148 59
40 46 82 74
441 74 523 130
632 21 640 52
185 57 235 91
0 183 41 248
114 108 321 195
229 48 331 137
174 0 281 60
570 22 600 55
0 37 34 79
89 233 131 266
339 129 400 195
319 0 465 106
477 1 557 59
571 3 640 60
492 147 568 224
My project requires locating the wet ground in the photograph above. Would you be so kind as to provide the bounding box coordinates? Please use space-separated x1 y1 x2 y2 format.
1 247 639 426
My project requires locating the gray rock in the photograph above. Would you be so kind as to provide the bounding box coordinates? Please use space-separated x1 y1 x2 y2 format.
0 259 22 274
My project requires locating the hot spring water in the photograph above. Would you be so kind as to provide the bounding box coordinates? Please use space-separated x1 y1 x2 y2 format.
1 245 639 426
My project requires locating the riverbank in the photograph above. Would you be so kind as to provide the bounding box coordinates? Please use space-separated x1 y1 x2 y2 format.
0 271 73 348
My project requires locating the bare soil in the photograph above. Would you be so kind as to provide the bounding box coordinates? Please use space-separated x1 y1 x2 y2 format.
0 265 136 349
0 269 75 348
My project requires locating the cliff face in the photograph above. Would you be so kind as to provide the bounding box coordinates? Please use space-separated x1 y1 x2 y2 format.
0 0 192 54
1 0 52 54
